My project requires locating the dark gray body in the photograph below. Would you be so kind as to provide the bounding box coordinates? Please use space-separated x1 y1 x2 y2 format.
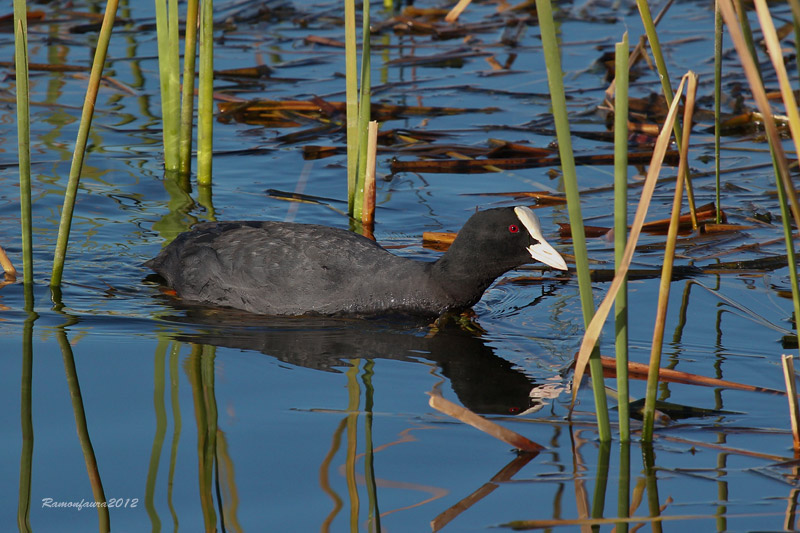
145 208 553 317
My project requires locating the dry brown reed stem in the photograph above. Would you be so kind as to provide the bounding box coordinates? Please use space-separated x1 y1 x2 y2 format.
0 244 18 279
445 0 473 22
427 385 543 452
571 74 689 406
641 72 698 441
781 355 800 451
361 120 379 228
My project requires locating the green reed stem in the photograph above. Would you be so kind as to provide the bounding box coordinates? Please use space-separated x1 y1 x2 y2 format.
790 0 800 86
51 0 119 287
344 0 359 214
197 0 214 185
536 0 610 441
14 0 32 284
636 0 698 229
614 33 631 442
734 0 760 72
715 1 723 224
178 0 199 176
775 173 800 338
353 0 372 219
155 0 181 171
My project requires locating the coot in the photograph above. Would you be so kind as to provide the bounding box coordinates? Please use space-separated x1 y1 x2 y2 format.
145 206 567 317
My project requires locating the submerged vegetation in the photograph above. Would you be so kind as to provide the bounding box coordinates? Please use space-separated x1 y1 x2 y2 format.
5 0 800 529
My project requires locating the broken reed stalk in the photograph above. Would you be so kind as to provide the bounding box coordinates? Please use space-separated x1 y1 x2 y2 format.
197 0 214 185
178 0 199 176
635 0 699 230
14 0 32 284
536 0 610 441
781 355 800 451
641 72 698 442
345 0 372 220
614 33 631 441
354 0 372 218
572 75 689 411
362 121 379 228
51 0 119 287
155 0 181 172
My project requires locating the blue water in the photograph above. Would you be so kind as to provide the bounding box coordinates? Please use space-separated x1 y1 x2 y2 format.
2 0 800 531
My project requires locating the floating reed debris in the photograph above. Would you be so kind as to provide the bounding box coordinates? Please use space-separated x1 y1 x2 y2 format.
217 98 499 125
0 244 18 279
593 355 784 395
389 150 679 174
427 385 543 453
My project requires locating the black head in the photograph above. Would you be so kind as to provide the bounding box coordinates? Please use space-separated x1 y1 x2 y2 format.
447 206 567 272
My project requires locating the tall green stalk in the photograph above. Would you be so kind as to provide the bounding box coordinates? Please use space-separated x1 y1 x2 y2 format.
353 0 373 219
636 0 698 228
734 0 760 70
535 0 610 441
714 1 723 224
14 0 32 285
197 0 214 185
155 0 181 171
51 0 119 287
344 0 359 213
178 0 200 176
614 33 631 441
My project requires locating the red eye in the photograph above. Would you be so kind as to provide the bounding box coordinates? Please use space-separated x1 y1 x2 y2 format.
508 224 520 233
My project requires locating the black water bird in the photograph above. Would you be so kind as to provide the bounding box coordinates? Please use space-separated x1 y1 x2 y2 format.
145 206 567 317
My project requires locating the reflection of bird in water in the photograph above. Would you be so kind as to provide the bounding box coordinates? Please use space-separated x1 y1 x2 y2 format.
159 307 569 416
